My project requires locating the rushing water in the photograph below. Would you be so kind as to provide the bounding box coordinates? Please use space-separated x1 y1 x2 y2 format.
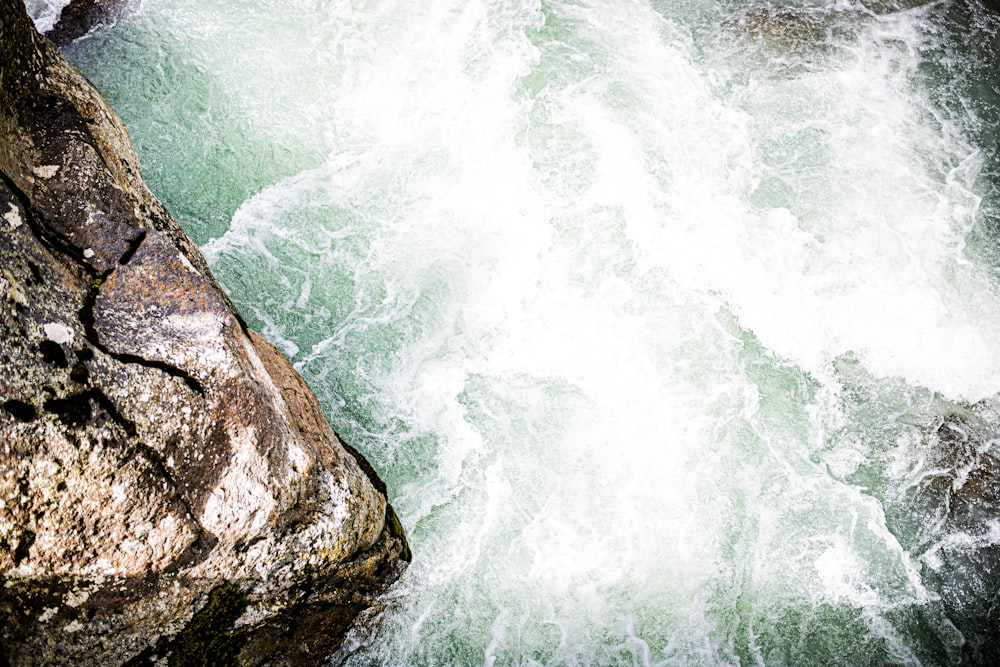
34 0 1000 663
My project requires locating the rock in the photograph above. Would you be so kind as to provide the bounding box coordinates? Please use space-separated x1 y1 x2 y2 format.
916 411 1000 664
0 0 409 664
45 0 129 47
979 0 1000 14
724 4 822 46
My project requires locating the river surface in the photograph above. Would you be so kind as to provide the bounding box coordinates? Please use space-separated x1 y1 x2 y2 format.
29 0 1000 664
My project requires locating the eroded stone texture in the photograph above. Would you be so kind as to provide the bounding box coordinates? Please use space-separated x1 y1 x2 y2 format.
0 0 408 664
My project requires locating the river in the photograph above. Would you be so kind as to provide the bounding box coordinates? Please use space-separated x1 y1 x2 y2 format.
30 0 1000 664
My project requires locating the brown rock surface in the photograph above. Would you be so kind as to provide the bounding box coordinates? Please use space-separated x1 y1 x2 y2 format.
0 0 408 664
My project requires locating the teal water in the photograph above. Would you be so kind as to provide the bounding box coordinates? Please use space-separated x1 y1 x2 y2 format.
39 0 1000 664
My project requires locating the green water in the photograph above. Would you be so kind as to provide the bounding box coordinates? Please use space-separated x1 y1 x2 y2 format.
43 0 1000 663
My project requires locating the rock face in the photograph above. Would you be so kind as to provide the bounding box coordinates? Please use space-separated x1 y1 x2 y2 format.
0 0 408 664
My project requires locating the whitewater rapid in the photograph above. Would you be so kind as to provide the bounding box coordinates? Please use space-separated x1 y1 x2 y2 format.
48 0 1000 664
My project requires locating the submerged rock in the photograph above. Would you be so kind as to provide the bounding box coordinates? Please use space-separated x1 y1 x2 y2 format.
0 0 408 664
725 4 823 46
916 410 1000 664
45 0 128 47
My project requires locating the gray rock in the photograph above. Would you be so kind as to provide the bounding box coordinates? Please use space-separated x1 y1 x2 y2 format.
46 0 129 47
0 0 408 664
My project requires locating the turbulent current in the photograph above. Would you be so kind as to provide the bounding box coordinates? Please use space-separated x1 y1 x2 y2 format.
31 0 1000 663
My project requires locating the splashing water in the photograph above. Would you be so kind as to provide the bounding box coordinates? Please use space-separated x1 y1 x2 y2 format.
53 0 1000 664
23 0 70 32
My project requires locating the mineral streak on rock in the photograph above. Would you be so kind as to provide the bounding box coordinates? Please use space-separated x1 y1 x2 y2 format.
0 0 409 664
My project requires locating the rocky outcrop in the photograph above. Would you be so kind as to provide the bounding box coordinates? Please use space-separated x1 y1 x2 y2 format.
0 0 408 664
45 0 129 47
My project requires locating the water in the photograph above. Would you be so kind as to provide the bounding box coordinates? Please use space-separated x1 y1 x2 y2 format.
24 0 70 32
43 0 1000 664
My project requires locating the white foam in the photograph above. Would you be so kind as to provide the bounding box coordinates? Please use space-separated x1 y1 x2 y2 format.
84 0 1000 662
24 0 72 34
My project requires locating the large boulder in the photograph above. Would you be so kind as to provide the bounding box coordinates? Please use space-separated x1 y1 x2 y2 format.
0 0 408 664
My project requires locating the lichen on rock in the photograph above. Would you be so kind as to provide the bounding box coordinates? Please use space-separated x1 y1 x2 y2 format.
0 0 408 664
